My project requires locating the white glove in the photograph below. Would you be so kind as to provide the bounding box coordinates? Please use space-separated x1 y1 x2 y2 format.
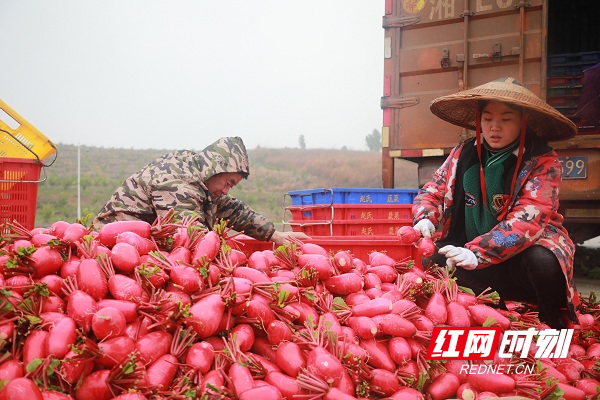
414 219 436 238
439 245 478 270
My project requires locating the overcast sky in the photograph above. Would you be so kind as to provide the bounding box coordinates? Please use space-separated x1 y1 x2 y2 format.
0 1 384 153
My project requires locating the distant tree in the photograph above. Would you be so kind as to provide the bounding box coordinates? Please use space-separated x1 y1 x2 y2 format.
365 129 381 151
298 135 306 149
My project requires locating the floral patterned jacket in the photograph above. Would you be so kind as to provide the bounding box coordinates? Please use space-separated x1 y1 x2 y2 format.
413 138 579 317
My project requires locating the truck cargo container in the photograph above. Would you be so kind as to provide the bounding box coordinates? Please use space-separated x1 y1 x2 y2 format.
381 0 600 243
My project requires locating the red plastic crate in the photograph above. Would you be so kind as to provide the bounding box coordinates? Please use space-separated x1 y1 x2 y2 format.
287 218 412 236
0 158 42 230
286 203 413 221
231 234 421 267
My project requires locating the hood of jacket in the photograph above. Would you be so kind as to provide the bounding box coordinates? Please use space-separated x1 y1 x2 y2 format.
195 136 250 182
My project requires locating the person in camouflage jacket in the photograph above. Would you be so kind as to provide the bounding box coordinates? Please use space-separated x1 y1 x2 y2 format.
411 78 580 328
93 137 309 245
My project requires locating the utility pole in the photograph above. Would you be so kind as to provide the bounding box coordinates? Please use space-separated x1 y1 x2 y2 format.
77 145 81 220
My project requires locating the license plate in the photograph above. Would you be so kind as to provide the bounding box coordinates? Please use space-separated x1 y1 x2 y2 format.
558 156 587 179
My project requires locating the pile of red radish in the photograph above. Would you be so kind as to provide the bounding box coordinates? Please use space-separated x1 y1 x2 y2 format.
0 218 598 400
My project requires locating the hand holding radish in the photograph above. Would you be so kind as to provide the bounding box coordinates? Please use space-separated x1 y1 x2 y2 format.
439 245 478 269
413 219 435 238
270 230 312 246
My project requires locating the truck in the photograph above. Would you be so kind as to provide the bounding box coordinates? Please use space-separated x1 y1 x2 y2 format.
380 0 600 244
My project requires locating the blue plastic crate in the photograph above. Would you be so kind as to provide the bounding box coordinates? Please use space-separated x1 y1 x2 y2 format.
287 187 419 206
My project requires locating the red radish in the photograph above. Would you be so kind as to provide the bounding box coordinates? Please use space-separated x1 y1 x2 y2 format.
275 341 305 377
468 304 511 329
346 316 378 339
575 378 600 396
74 369 111 400
65 287 97 332
417 237 436 258
306 346 345 386
233 266 272 284
185 341 215 374
445 360 469 384
62 223 88 243
77 258 108 301
298 253 334 280
361 338 395 371
333 251 353 273
467 372 515 394
397 226 420 244
41 390 76 399
388 387 425 399
96 299 138 322
0 359 23 381
109 393 149 400
267 320 293 344
556 382 586 400
110 242 141 273
345 292 371 306
238 385 282 400
369 251 395 267
265 371 305 398
37 274 64 296
136 331 172 365
368 264 397 283
98 220 151 248
30 233 58 247
116 231 155 255
300 242 329 256
352 297 392 317
228 362 255 395
369 368 401 396
49 220 71 239
92 306 126 340
376 313 417 337
446 301 471 327
107 273 145 301
146 354 179 390
456 382 478 400
59 350 94 386
31 246 64 278
60 256 81 279
252 354 281 374
248 251 270 272
23 330 49 366
167 246 191 264
96 336 136 368
426 372 461 400
425 291 447 325
186 293 225 338
170 264 204 293
287 301 318 325
388 336 412 365
363 272 382 290
230 323 255 352
47 316 77 359
324 272 364 295
226 249 247 267
193 231 221 263
1 377 43 400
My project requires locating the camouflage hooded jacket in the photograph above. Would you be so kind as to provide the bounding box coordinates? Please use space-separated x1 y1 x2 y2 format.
412 137 579 316
93 137 276 241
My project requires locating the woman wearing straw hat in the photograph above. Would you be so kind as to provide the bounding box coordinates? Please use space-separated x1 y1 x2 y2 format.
412 77 579 329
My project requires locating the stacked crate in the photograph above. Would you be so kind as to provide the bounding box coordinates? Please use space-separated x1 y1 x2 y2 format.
284 187 418 237
547 51 600 132
278 187 421 263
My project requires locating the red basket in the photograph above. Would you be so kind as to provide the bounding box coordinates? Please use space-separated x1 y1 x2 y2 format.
0 157 43 230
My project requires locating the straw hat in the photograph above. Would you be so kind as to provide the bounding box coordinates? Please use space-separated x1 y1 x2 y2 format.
429 77 577 141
